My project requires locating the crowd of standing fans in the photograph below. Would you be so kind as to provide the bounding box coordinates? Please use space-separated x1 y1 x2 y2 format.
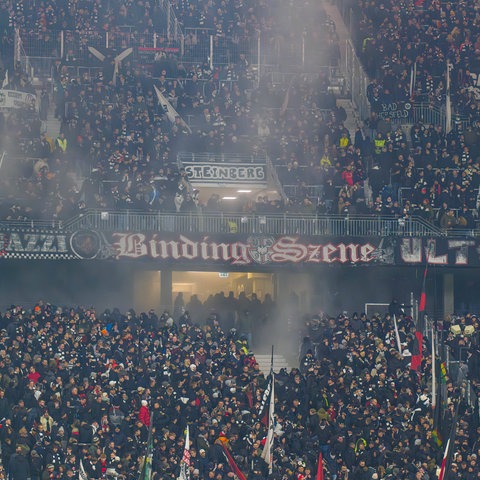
0 294 477 479
1 0 480 228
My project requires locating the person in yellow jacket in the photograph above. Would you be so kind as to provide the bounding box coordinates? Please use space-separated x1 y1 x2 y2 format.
320 151 331 168
374 132 386 155
339 132 350 150
56 132 67 153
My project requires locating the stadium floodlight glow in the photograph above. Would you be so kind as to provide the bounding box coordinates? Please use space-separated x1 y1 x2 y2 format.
237 189 252 193
222 196 237 200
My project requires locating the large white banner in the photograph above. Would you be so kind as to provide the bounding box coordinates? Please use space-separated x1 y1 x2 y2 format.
0 89 37 109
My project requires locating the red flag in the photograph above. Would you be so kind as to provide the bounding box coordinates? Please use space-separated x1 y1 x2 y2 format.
316 452 324 480
419 242 433 313
419 266 428 312
438 397 459 480
410 331 423 371
438 438 450 480
222 445 247 480
419 290 427 312
246 388 253 409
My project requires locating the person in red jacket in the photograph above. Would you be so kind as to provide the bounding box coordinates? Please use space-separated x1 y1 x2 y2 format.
138 400 150 427
27 366 41 384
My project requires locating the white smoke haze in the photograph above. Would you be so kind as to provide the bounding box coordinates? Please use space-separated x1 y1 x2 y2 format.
0 1 420 364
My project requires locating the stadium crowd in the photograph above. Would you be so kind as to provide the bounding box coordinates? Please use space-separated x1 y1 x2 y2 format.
0 293 477 480
1 0 480 230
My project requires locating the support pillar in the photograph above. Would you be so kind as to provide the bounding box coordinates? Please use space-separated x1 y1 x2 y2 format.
160 269 173 313
133 270 161 313
443 273 454 318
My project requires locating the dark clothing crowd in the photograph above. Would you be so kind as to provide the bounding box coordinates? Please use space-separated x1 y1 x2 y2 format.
0 294 477 479
2 0 480 231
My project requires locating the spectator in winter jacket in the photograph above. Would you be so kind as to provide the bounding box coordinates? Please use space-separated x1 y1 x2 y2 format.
138 400 151 427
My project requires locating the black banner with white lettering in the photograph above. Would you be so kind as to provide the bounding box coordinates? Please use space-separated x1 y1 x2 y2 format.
1 230 480 268
377 101 412 120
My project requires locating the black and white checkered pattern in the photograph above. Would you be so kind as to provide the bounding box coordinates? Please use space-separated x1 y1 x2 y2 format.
1 252 75 260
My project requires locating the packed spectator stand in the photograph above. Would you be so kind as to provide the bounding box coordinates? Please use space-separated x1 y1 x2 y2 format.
0 0 343 222
2 0 480 229
1 1 480 479
0 294 477 479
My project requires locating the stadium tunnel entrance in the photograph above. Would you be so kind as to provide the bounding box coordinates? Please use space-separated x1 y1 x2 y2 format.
0 261 475 322
133 270 315 315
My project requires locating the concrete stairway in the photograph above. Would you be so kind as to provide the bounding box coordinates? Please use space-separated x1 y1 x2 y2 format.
337 97 360 140
320 0 364 138
41 100 62 138
254 354 293 374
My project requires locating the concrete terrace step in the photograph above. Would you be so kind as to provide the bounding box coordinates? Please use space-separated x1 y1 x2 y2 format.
35 86 62 138
254 354 292 374
337 98 360 139
42 106 61 138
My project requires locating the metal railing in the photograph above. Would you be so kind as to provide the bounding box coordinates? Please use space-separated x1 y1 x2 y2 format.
282 184 325 201
177 152 267 164
156 0 184 41
0 219 65 231
55 211 447 236
18 27 344 81
383 102 471 132
14 28 34 80
344 39 370 121
267 69 345 89
423 316 476 406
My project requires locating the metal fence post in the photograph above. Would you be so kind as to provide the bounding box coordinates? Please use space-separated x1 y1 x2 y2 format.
209 35 213 71
302 33 305 68
167 2 171 39
257 31 261 88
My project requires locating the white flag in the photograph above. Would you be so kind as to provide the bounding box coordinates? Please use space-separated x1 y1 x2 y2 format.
393 314 402 354
154 85 191 133
2 70 8 89
431 327 436 409
261 372 275 474
179 425 190 480
79 459 88 480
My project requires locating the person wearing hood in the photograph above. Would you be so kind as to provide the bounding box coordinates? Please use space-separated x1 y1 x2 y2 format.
138 399 151 427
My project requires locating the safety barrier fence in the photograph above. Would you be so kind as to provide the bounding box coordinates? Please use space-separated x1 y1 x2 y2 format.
57 211 446 236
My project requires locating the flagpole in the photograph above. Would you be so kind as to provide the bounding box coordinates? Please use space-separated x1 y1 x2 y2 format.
431 327 436 409
139 412 154 480
446 59 452 134
409 65 414 98
413 61 417 99
270 344 274 373
438 395 461 480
